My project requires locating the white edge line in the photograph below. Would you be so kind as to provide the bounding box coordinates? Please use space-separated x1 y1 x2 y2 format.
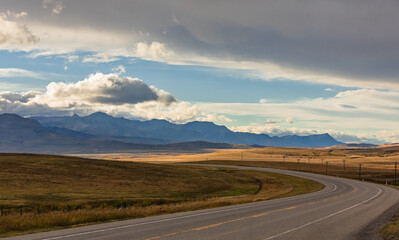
39 185 338 239
264 187 383 240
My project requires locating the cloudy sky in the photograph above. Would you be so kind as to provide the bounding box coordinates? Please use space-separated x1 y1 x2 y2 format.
1 0 399 143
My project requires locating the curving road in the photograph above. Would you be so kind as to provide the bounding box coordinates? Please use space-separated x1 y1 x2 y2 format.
4 164 399 240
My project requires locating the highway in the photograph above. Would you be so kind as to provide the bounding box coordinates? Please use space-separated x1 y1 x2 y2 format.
4 164 399 240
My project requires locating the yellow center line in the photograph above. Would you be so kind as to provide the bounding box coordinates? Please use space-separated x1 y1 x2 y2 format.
145 186 358 240
145 207 291 240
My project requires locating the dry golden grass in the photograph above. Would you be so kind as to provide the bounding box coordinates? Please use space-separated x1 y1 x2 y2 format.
85 146 399 171
141 146 399 240
75 146 399 239
0 153 262 208
98 147 399 182
0 171 322 237
0 153 322 237
381 210 399 240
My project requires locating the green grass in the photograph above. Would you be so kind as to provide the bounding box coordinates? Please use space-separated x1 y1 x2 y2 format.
0 154 322 237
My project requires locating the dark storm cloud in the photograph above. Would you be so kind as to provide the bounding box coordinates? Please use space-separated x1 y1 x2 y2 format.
44 73 178 106
2 0 399 84
0 91 38 103
94 77 161 105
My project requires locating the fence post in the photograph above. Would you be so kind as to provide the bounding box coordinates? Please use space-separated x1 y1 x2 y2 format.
343 160 346 170
395 162 397 185
20 206 22 216
1 205 3 216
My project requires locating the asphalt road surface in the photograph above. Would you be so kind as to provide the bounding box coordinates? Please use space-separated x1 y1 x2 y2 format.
4 164 399 240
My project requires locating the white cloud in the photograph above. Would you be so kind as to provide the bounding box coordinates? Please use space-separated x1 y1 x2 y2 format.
230 124 319 137
24 23 138 56
286 117 294 124
33 72 177 106
0 72 237 124
8 13 343 89
0 13 38 48
42 0 64 15
112 65 126 74
0 72 201 123
229 123 392 144
325 88 334 92
197 113 233 123
1 71 399 143
129 101 199 123
0 10 28 19
64 65 68 71
0 68 43 79
82 53 120 63
135 42 174 62
169 56 399 89
67 55 79 63
3 8 390 89
0 1 398 89
197 89 399 143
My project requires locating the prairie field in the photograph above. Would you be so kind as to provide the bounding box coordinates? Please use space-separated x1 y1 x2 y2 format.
4 146 399 238
0 153 322 237
87 146 399 240
96 146 399 184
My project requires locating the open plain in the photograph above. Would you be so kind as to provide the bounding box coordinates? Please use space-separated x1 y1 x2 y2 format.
0 153 322 237
73 146 399 239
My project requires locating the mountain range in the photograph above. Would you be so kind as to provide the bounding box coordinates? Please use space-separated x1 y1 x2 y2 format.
0 113 252 154
0 112 343 154
33 112 342 147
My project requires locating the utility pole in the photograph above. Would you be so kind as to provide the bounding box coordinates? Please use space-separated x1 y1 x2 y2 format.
395 162 397 185
359 164 362 180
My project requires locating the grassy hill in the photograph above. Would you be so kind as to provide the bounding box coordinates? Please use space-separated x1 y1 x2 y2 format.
0 154 260 207
0 153 322 237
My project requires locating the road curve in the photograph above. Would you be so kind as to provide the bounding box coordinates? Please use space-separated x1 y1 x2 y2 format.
4 164 399 240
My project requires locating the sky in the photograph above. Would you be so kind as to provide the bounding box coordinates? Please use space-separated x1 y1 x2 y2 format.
1 0 399 144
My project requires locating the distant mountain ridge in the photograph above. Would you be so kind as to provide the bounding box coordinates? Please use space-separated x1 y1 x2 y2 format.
0 113 249 154
329 143 378 149
32 112 342 148
0 113 137 153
